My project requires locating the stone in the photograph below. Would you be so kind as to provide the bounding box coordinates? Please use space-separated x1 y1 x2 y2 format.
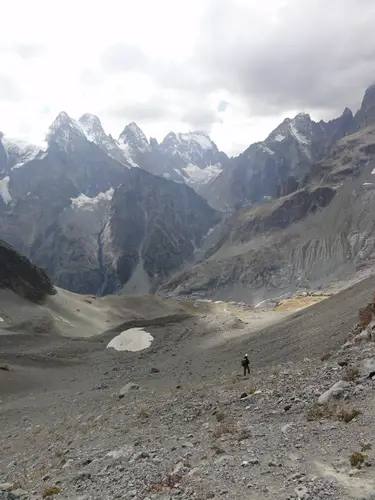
295 485 308 499
106 445 134 460
0 486 13 492
131 451 150 462
359 358 375 378
337 359 349 367
318 380 351 405
118 383 139 398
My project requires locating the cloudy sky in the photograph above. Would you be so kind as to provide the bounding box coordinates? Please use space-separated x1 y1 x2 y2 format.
1 0 374 155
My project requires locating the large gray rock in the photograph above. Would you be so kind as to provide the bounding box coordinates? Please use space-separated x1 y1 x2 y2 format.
359 358 375 379
318 380 351 405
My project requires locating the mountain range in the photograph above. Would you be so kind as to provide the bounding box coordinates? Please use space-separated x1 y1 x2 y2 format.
2 84 375 300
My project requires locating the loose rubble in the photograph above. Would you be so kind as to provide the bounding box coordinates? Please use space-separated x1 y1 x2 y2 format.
1 293 375 499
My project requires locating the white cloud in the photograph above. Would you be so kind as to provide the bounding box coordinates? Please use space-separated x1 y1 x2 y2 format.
0 0 373 155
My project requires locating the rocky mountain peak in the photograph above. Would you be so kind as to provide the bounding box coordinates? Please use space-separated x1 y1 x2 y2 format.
355 83 375 128
342 107 353 118
47 111 86 147
78 113 117 150
118 122 149 152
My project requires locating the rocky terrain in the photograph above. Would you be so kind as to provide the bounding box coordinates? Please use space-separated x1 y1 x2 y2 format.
162 87 375 302
0 239 56 302
1 254 375 499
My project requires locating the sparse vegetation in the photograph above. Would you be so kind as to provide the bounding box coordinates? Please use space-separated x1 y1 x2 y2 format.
237 428 252 441
320 352 332 362
246 386 258 395
137 408 149 420
42 486 61 498
212 421 237 439
349 451 367 469
342 366 359 382
215 411 225 422
336 407 362 423
211 443 226 455
307 404 361 423
148 473 182 492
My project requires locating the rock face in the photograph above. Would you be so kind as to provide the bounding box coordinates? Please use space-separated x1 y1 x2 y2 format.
78 116 229 196
204 109 356 210
104 169 220 294
0 113 219 295
0 239 56 302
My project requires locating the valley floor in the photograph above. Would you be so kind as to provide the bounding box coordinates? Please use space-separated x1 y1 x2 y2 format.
1 279 375 500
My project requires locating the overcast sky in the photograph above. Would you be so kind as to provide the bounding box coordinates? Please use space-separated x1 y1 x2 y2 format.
1 0 374 155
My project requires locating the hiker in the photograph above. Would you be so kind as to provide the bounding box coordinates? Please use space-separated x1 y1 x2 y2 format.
241 354 250 376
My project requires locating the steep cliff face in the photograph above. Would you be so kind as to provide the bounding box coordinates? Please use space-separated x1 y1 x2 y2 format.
102 168 221 294
0 239 56 302
163 153 375 303
203 110 355 210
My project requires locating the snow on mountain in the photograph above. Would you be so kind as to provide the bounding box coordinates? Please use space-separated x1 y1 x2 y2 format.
79 114 111 145
181 163 223 185
118 122 150 153
71 187 114 211
47 111 87 148
1 137 43 169
0 176 12 204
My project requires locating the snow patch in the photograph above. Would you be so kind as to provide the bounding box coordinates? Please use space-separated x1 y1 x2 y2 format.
274 134 285 142
182 163 222 185
2 137 43 169
117 142 139 168
289 122 309 145
371 169 375 175
180 131 213 150
107 327 154 352
0 176 12 205
259 145 275 155
71 187 114 211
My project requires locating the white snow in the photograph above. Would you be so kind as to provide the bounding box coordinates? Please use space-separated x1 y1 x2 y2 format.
371 169 375 175
117 142 139 168
182 163 222 185
47 111 86 147
0 176 12 205
180 131 213 150
2 137 43 169
363 182 374 186
289 122 309 145
259 145 275 155
71 187 114 211
274 134 285 142
119 122 150 152
107 327 154 352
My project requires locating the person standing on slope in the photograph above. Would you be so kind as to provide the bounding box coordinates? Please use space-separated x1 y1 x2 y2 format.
241 354 250 376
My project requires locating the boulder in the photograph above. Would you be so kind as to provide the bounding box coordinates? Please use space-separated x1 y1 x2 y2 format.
359 358 375 379
118 383 139 398
318 380 351 405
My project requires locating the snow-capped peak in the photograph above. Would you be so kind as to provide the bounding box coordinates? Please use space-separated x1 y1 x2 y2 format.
179 131 213 151
47 111 87 146
118 122 149 152
79 113 108 145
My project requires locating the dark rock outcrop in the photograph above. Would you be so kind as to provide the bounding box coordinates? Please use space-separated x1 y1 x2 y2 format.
0 239 56 301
